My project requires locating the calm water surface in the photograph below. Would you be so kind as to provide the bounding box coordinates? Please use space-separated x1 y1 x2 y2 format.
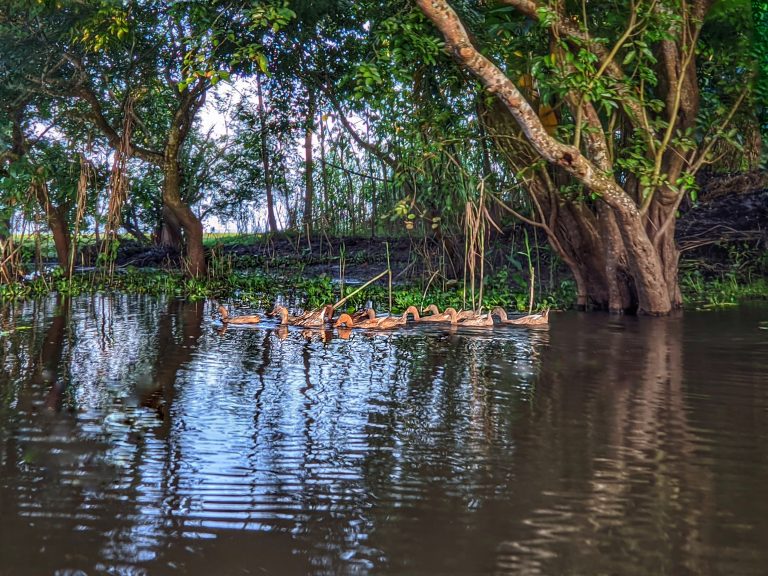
0 295 766 575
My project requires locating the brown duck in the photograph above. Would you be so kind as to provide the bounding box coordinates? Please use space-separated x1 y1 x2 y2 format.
418 304 452 322
334 306 419 330
272 304 333 327
422 304 480 322
218 305 261 324
427 307 493 327
453 308 495 327
350 307 376 323
491 307 550 326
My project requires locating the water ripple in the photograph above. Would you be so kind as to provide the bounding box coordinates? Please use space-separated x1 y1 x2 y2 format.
1 296 767 574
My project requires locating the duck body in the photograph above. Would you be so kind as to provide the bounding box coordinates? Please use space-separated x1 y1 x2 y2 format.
436 307 492 327
335 306 419 330
334 310 375 329
218 305 261 324
457 311 494 327
430 306 481 322
350 307 376 323
420 304 482 322
273 304 333 327
491 306 550 326
419 304 452 322
456 310 479 321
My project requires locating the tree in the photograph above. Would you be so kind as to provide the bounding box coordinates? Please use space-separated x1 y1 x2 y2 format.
0 0 295 277
255 73 280 233
415 0 756 314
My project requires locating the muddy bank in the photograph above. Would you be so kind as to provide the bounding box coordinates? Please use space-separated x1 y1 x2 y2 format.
91 235 420 282
89 174 768 284
677 173 768 277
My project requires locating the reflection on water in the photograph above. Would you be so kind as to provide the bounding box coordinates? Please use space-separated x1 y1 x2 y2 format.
1 296 767 575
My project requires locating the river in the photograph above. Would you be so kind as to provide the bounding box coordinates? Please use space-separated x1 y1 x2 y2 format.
1 295 766 575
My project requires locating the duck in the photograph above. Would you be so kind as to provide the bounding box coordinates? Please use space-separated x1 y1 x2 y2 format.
454 309 495 327
334 306 420 330
272 304 333 327
350 307 376 323
429 307 494 327
422 304 480 322
218 305 261 324
334 310 377 329
491 306 550 326
418 304 452 322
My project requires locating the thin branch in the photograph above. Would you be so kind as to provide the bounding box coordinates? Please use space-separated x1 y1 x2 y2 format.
689 83 751 175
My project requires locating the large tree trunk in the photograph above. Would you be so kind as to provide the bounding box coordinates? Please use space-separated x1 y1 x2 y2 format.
32 180 72 277
417 0 677 314
158 205 183 250
163 155 205 277
73 68 209 278
486 102 657 313
158 85 208 278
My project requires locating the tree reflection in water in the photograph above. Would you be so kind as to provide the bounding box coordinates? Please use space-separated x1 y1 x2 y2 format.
0 298 767 575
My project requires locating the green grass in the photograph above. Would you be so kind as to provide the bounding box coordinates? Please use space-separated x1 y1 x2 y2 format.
203 232 264 248
681 273 768 309
2 264 764 313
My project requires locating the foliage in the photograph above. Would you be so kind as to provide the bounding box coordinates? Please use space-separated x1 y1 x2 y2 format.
0 0 763 312
755 0 768 166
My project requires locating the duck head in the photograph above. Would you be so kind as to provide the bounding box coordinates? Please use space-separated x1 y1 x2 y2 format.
490 306 508 321
421 304 440 316
403 305 420 321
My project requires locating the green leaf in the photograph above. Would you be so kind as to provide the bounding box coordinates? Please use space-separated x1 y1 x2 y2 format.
256 52 268 73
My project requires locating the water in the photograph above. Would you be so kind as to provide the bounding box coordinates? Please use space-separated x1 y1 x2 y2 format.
1 295 767 575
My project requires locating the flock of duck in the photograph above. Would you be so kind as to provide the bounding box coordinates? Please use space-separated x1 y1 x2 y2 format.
217 303 549 330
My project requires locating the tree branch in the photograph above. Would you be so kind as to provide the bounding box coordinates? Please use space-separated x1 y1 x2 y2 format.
502 0 648 129
73 84 163 164
321 85 399 169
416 0 633 213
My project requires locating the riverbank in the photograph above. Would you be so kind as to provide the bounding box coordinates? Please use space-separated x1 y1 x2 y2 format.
2 178 766 311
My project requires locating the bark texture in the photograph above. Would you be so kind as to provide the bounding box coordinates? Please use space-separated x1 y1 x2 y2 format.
32 180 72 277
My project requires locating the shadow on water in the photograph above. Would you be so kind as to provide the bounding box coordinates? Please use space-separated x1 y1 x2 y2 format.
0 296 767 575
494 311 768 576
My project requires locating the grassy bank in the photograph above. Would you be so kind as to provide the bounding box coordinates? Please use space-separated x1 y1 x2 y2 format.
0 266 573 314
1 262 766 313
3 233 766 312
